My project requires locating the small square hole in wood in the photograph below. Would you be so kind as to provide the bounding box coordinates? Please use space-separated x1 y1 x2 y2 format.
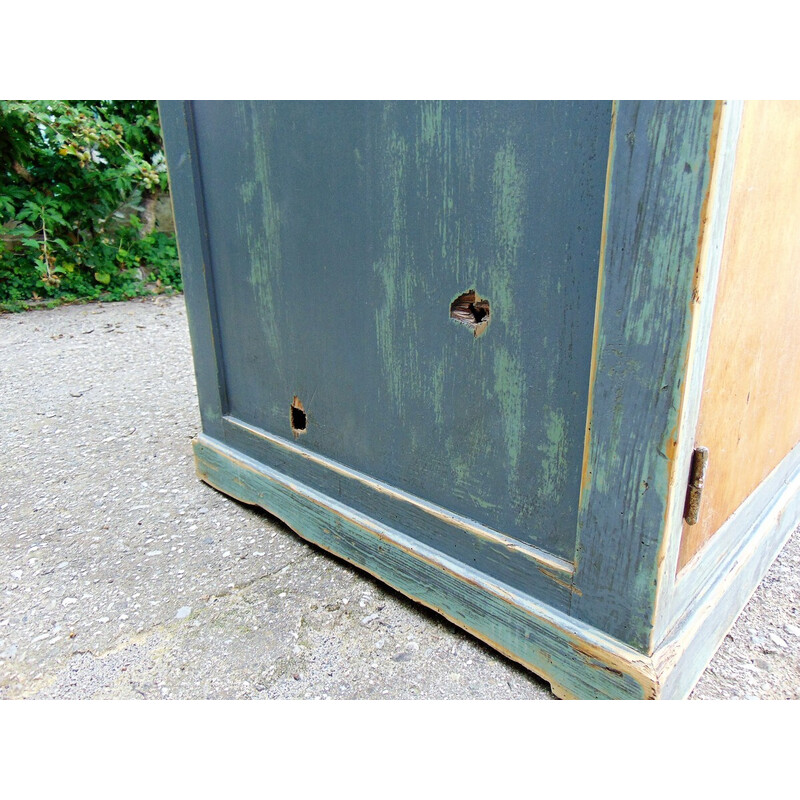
290 396 307 434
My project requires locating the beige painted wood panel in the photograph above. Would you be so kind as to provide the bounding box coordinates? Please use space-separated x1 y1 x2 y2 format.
678 100 800 571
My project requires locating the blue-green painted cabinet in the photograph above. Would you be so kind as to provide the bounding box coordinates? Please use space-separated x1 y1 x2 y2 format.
160 101 800 698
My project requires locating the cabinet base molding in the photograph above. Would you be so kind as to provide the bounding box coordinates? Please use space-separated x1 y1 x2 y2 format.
193 435 800 699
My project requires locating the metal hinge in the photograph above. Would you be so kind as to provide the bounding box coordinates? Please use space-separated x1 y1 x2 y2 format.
683 446 709 525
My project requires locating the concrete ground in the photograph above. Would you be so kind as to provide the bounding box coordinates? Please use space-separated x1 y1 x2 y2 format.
1 295 798 700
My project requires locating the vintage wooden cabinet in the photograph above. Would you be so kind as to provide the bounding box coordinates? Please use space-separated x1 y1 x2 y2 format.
159 100 800 699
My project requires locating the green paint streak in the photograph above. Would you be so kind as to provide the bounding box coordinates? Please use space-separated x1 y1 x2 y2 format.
374 126 421 414
490 142 526 472
419 101 443 150
239 106 285 380
493 348 524 471
432 362 445 428
201 400 221 425
537 408 568 505
419 101 457 272
492 144 526 269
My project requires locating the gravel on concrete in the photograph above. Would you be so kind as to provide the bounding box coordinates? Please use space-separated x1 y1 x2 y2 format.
1 294 798 700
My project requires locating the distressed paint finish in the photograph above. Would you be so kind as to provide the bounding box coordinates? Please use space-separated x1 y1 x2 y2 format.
161 100 800 698
194 434 658 700
180 101 611 564
650 101 741 647
572 101 719 651
238 104 286 375
194 432 800 699
220 413 576 609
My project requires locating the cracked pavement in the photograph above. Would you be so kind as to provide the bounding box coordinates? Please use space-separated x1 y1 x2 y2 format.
1 295 798 699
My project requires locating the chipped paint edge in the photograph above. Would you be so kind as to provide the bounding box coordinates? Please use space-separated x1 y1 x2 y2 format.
571 101 721 650
577 101 617 514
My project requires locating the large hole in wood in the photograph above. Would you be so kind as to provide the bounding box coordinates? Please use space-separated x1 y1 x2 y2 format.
450 289 491 337
290 396 307 435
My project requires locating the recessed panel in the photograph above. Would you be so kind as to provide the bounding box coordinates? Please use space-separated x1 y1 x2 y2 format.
191 101 611 560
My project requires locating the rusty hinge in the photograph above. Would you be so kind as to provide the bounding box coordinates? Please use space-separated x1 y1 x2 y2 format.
683 446 709 525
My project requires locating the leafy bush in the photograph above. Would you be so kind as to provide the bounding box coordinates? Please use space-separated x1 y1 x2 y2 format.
0 100 181 310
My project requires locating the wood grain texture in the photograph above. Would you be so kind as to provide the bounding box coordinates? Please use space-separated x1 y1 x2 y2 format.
678 101 800 570
650 101 742 647
572 102 719 651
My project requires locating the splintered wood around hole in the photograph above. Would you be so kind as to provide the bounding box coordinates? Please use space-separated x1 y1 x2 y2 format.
290 396 307 435
450 289 491 337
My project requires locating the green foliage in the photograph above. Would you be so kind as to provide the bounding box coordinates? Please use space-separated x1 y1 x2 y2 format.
0 100 181 310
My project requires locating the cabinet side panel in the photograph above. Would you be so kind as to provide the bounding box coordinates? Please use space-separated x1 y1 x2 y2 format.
678 101 800 571
188 101 610 563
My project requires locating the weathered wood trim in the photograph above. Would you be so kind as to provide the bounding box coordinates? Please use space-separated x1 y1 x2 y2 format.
652 448 800 698
194 434 660 700
158 100 228 438
194 431 799 699
650 100 744 648
571 101 720 651
221 414 576 611
225 414 574 574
